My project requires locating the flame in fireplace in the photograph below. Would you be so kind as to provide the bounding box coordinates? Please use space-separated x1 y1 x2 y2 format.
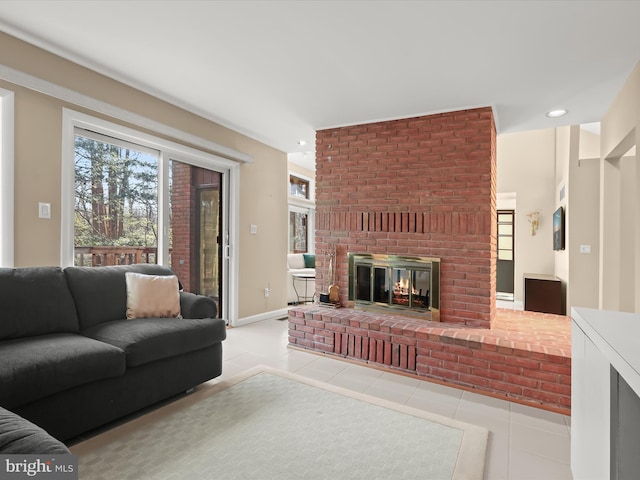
393 277 415 296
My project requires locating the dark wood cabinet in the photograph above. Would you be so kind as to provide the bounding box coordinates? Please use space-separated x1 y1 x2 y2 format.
524 273 565 315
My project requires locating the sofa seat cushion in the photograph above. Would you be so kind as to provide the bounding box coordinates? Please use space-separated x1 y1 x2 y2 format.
0 334 125 409
81 317 227 368
0 406 70 454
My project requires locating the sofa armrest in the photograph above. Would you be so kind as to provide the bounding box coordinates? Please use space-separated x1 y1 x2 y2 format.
179 292 218 319
0 407 70 454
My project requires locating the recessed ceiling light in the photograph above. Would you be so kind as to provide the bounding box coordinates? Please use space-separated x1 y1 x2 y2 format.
297 139 308 146
546 109 568 118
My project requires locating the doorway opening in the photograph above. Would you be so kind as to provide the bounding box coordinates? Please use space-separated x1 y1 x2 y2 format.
497 209 515 301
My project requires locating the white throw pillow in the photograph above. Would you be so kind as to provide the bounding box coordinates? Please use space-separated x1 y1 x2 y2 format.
125 272 181 320
287 254 306 270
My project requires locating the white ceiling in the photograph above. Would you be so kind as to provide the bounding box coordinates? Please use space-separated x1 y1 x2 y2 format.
1 0 639 171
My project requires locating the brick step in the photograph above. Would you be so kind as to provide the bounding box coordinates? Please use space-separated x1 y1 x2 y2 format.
288 306 571 414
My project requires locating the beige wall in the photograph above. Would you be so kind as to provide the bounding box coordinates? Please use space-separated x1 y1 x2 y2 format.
580 128 601 159
497 129 557 303
239 151 289 316
619 156 637 311
568 154 600 310
600 61 640 312
0 32 289 321
13 86 63 265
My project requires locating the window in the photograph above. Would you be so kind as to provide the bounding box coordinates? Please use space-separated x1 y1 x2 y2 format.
0 88 14 267
74 128 160 266
289 208 308 253
288 172 315 254
289 174 309 199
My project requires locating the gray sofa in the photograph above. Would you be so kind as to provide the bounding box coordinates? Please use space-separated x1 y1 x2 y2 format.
0 263 226 445
0 406 70 454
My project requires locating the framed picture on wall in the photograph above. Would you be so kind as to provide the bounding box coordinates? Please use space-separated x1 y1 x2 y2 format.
553 207 565 251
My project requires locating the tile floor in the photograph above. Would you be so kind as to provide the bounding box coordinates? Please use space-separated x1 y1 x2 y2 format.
215 315 573 480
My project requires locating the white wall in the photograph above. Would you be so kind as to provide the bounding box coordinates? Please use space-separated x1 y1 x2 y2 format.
497 129 557 303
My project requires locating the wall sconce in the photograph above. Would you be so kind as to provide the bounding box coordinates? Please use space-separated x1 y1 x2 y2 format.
527 211 540 236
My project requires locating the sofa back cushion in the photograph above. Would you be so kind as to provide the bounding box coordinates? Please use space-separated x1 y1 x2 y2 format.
64 264 178 330
287 253 306 270
0 267 79 340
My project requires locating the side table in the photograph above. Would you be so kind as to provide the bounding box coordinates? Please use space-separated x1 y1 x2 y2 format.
292 273 315 304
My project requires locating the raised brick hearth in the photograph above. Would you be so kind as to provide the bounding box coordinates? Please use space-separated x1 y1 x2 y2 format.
288 306 571 414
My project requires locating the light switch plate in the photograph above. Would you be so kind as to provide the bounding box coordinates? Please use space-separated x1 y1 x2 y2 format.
38 202 51 219
250 224 258 235
580 244 591 254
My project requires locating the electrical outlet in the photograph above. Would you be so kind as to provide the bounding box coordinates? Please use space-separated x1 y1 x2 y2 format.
580 245 591 254
250 224 258 235
264 287 270 298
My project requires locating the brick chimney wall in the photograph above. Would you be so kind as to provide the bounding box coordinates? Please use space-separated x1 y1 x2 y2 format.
315 108 497 328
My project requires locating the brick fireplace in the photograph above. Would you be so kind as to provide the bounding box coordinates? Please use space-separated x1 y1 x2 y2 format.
313 107 496 328
288 108 572 413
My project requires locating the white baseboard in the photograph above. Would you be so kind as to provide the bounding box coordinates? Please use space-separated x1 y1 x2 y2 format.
233 308 289 327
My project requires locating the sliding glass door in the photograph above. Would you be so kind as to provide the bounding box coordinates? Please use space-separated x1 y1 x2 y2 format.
65 112 235 322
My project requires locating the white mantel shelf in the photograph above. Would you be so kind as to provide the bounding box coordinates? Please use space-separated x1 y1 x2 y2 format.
571 307 640 480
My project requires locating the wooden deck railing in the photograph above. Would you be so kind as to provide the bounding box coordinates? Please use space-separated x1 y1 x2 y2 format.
74 246 158 267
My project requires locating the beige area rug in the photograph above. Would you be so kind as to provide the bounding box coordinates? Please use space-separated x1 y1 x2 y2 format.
71 366 488 480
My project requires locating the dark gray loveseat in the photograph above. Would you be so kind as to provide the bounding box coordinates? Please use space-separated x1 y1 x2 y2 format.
0 264 226 444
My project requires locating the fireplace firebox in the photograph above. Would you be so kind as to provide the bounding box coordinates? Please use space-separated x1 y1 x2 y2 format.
348 253 440 321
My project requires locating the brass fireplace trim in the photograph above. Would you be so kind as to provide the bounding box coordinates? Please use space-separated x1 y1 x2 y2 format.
347 253 440 321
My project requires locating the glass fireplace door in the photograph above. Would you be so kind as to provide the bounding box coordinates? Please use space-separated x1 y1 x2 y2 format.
391 268 430 310
348 254 440 321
